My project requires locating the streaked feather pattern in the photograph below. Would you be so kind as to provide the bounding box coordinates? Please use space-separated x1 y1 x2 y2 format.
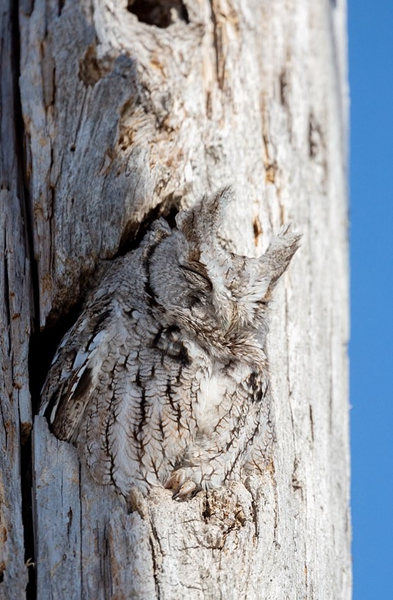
40 189 300 499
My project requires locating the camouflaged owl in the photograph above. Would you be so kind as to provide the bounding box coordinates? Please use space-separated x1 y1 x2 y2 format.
40 189 300 500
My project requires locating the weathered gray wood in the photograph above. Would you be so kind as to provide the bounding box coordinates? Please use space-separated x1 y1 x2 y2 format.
0 195 30 598
32 417 82 600
33 416 158 599
2 0 352 597
0 0 32 596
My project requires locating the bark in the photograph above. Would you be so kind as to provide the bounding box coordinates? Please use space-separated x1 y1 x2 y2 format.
0 1 32 596
1 0 350 598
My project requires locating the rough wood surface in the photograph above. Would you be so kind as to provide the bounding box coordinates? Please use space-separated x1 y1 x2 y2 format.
0 0 32 596
1 0 350 598
0 193 31 597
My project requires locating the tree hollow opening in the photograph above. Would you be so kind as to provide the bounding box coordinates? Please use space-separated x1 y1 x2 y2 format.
127 0 189 28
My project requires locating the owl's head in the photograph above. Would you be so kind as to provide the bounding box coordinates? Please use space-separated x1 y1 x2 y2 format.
149 189 300 361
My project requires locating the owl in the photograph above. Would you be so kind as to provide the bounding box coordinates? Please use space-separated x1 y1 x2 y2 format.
39 189 300 500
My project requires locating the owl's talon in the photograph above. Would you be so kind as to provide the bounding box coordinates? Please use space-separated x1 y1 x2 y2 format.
164 472 184 491
172 480 197 501
165 470 197 500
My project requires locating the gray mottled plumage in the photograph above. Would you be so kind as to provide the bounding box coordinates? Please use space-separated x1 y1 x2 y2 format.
40 189 300 500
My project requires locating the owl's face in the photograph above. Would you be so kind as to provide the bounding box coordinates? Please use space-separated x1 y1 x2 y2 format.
148 230 220 331
148 191 300 360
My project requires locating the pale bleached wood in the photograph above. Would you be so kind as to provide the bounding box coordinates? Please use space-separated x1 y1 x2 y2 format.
14 0 353 598
33 416 159 599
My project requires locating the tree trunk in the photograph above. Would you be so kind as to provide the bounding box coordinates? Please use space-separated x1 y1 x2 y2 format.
1 0 350 598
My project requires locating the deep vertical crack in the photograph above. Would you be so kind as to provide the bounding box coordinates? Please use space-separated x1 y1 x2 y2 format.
10 1 38 598
209 0 222 89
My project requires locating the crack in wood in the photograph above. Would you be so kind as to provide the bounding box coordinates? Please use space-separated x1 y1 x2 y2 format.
209 0 226 91
148 523 163 599
10 0 38 596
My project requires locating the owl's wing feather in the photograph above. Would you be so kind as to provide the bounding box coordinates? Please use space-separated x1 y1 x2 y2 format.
40 297 185 495
39 304 115 441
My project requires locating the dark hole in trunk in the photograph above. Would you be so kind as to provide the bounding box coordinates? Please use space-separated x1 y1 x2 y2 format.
127 0 189 28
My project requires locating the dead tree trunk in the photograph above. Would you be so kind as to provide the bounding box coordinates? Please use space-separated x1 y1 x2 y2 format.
1 0 350 598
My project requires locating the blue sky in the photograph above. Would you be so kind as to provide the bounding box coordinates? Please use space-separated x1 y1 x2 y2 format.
349 0 393 597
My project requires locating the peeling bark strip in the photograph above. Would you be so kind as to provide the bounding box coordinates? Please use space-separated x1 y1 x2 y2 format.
1 0 350 598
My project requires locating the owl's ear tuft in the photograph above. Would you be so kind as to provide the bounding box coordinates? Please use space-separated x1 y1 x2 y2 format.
259 226 301 293
176 187 234 243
